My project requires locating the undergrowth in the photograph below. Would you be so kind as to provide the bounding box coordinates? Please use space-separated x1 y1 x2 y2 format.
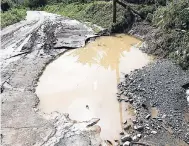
1 8 27 28
39 1 133 29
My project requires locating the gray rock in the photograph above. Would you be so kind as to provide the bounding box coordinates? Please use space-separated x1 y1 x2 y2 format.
132 135 139 142
151 130 157 134
137 133 142 138
124 124 131 131
123 120 127 124
121 134 132 142
134 125 144 131
123 141 131 146
145 114 151 119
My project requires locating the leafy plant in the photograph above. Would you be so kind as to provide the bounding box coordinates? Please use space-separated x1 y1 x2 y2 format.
1 8 27 28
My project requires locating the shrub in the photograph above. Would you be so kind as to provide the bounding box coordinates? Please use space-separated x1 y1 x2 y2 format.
41 1 133 29
152 0 189 30
1 8 27 28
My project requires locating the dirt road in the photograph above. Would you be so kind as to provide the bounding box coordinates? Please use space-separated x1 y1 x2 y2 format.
1 11 104 146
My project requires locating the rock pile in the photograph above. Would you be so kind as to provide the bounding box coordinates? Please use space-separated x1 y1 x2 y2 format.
117 60 189 145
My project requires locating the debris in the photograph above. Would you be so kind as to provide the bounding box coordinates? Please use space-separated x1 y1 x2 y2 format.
123 141 131 146
86 118 100 127
121 134 132 142
137 133 142 138
134 125 144 131
145 114 151 119
124 124 131 131
124 120 127 124
106 140 113 145
151 130 157 134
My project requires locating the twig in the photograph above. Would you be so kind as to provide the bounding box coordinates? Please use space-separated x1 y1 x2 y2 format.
5 51 31 60
116 0 145 19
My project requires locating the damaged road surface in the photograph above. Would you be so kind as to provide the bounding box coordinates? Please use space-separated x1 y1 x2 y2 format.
1 11 103 146
1 11 189 146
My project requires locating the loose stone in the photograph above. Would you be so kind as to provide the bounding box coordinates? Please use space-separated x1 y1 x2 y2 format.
123 141 131 146
132 135 139 142
145 114 151 119
137 133 142 138
151 130 157 134
134 125 144 131
124 124 131 131
121 134 132 142
124 120 127 124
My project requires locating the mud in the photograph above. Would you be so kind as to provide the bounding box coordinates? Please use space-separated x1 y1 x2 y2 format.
36 34 151 144
1 11 104 146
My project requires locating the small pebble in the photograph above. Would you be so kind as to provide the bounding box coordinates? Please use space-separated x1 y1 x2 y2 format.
132 135 139 142
137 133 142 138
123 141 130 146
134 125 144 131
121 134 132 142
145 114 151 119
151 130 157 134
124 124 131 131
123 120 127 124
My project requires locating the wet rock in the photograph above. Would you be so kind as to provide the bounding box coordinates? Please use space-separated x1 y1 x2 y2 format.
124 124 131 131
133 125 144 131
123 141 131 146
137 133 142 138
132 120 137 124
129 99 133 103
121 134 132 142
120 132 125 135
86 118 100 127
123 120 127 124
151 130 157 134
132 135 139 142
145 114 151 119
145 126 150 130
124 98 129 102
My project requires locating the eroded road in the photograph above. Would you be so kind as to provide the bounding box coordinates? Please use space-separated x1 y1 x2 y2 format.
1 11 104 146
1 11 189 146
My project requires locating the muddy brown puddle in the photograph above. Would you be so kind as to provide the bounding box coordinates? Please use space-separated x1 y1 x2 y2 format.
36 34 152 144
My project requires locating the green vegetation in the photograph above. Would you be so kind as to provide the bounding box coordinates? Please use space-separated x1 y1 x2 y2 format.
153 1 189 30
1 0 188 69
40 1 133 30
1 8 27 28
151 0 189 69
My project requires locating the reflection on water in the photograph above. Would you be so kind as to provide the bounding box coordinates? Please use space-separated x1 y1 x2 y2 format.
36 34 151 143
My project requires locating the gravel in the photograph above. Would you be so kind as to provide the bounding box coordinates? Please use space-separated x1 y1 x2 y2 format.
118 59 189 145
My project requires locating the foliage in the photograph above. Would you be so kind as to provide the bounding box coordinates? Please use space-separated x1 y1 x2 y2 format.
152 0 189 30
168 31 189 69
41 1 133 29
1 8 27 28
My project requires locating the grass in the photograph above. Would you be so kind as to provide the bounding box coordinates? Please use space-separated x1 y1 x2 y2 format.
40 1 132 29
1 8 27 28
152 0 189 30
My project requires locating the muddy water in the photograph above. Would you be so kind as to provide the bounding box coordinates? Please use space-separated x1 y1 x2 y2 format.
36 34 151 143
